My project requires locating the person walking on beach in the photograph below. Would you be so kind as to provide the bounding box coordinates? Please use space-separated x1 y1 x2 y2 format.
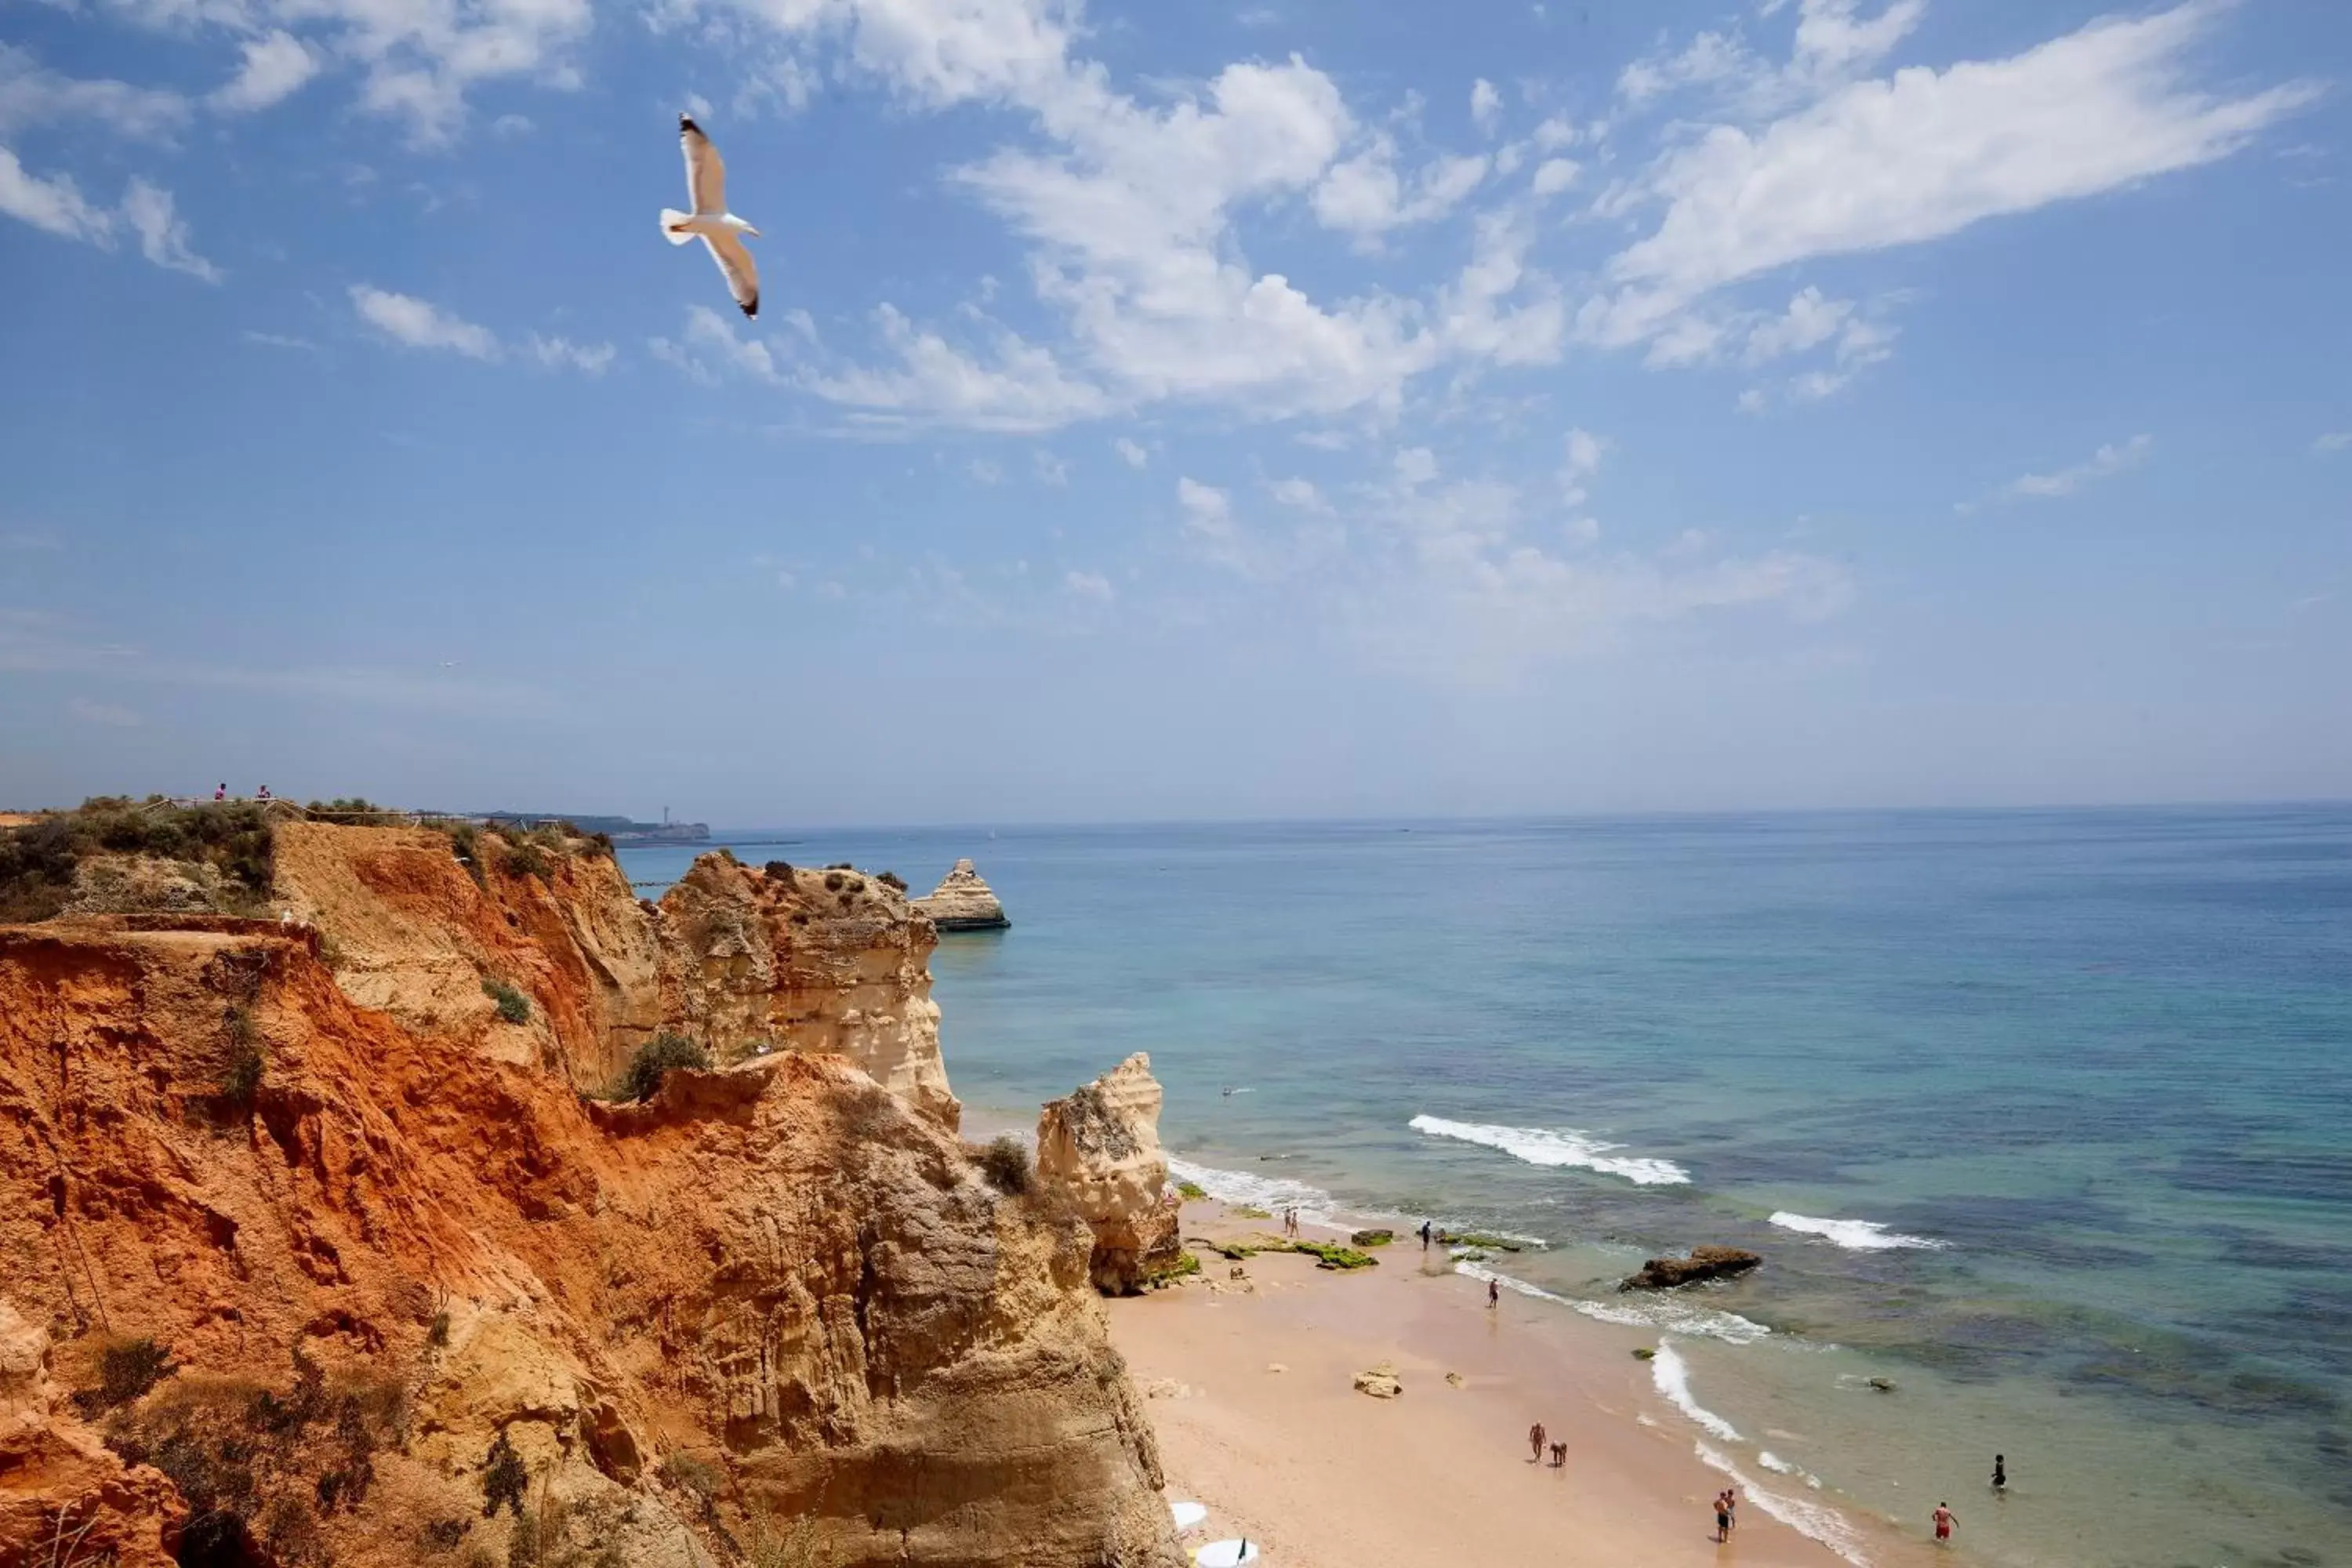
1933 1501 1958 1544
1487 1279 1500 1309
1715 1492 1733 1544
1528 1421 1546 1462
1420 1220 1432 1251
1991 1454 2006 1491
1722 1490 1738 1534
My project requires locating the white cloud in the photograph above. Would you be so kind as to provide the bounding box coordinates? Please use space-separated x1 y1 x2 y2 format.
1113 436 1149 469
528 335 615 374
1530 156 1579 197
1393 447 1439 486
1062 568 1113 602
120 178 220 281
1269 476 1328 512
0 45 190 140
350 285 498 358
1470 77 1502 134
68 696 142 728
797 303 1106 430
1178 477 1232 532
210 31 319 112
2314 432 2352 455
1312 138 1489 240
1034 449 1069 485
1743 286 1852 364
243 330 318 350
1994 433 2154 503
0 147 114 243
1591 4 2315 351
1559 426 1608 503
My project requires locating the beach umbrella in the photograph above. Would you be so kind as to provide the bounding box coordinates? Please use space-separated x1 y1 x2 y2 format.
1194 1540 1258 1566
1170 1501 1209 1533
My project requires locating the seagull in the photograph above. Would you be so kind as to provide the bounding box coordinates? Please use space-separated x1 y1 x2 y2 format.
660 114 760 319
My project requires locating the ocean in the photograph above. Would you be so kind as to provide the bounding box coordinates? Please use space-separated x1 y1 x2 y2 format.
619 808 2352 1568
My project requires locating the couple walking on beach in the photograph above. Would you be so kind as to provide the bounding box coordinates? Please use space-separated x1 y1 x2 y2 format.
1526 1422 1565 1469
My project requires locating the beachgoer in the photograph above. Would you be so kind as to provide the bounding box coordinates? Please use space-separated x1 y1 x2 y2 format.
1933 1502 1957 1543
1724 1490 1738 1534
1715 1494 1731 1544
1487 1279 1500 1309
256 784 271 801
1529 1421 1546 1462
1991 1454 2006 1490
1419 1220 1432 1251
214 782 226 801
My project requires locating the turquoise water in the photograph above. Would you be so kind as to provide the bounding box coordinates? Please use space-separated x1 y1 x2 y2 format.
620 809 2352 1568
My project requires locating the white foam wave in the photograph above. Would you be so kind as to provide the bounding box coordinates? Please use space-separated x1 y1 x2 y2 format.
1769 1211 1947 1252
1650 1343 1741 1443
1695 1443 1870 1566
1571 1296 1772 1346
1410 1115 1690 1186
1167 1157 1341 1227
1756 1450 1824 1488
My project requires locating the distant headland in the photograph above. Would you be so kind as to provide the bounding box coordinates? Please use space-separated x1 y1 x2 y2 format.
477 811 710 844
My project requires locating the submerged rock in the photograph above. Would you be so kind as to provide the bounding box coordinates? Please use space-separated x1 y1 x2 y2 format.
913 858 1010 931
1036 1052 1183 1294
1621 1246 1762 1291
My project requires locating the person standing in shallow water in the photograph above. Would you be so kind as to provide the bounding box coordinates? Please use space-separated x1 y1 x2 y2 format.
1420 1220 1432 1251
1991 1454 2007 1490
1933 1501 1958 1543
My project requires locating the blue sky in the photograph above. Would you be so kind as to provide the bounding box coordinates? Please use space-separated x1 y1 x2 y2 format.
2 0 2348 824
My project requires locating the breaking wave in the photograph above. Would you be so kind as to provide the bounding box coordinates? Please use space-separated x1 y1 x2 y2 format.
1410 1115 1691 1186
1650 1342 1741 1442
1696 1443 1871 1566
1769 1211 1947 1251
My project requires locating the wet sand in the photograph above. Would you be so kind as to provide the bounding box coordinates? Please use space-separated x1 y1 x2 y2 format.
1111 1204 1946 1568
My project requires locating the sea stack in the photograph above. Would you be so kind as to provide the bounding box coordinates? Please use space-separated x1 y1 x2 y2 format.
914 857 1010 930
1036 1053 1185 1294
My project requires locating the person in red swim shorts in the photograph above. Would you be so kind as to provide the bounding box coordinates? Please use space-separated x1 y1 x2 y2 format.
1933 1501 1958 1543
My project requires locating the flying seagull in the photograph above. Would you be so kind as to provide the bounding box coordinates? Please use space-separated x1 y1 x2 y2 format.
660 114 760 319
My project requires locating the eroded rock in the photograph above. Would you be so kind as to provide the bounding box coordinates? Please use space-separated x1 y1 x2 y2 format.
1036 1053 1184 1295
913 858 1010 931
1620 1246 1762 1290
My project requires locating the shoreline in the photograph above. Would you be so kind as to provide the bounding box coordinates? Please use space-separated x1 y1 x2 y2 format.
1109 1201 1952 1568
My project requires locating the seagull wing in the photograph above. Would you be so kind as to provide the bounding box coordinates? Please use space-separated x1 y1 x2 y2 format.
701 230 759 319
680 115 727 216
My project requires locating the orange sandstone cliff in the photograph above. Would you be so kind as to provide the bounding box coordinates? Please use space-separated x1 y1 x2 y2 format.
0 826 1177 1568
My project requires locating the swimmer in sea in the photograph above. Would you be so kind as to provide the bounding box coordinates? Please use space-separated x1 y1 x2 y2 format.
1991 1454 2006 1490
1933 1501 1958 1543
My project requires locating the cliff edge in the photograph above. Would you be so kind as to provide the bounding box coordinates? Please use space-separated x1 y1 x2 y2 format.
0 824 1176 1568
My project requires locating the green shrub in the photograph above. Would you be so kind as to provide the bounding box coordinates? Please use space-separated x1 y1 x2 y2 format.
79 1337 176 1413
621 1034 710 1102
1229 1204 1270 1219
0 800 274 921
876 870 906 892
978 1135 1032 1195
481 980 532 1025
1146 1250 1202 1285
659 1452 721 1515
304 797 398 825
1174 1180 1207 1201
219 1005 264 1106
481 1430 528 1519
504 842 554 881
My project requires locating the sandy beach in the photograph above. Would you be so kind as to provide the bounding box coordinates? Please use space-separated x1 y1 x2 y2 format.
1112 1203 1947 1568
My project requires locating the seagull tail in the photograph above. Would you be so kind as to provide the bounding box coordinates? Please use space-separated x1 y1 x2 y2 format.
659 209 697 245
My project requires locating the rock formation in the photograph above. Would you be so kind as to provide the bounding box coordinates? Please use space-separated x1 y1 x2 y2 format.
913 859 1009 931
1036 1054 1184 1295
1621 1246 1762 1291
0 825 1179 1568
658 855 958 1129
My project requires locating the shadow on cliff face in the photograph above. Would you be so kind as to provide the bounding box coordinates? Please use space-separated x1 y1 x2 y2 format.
0 827 1184 1568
